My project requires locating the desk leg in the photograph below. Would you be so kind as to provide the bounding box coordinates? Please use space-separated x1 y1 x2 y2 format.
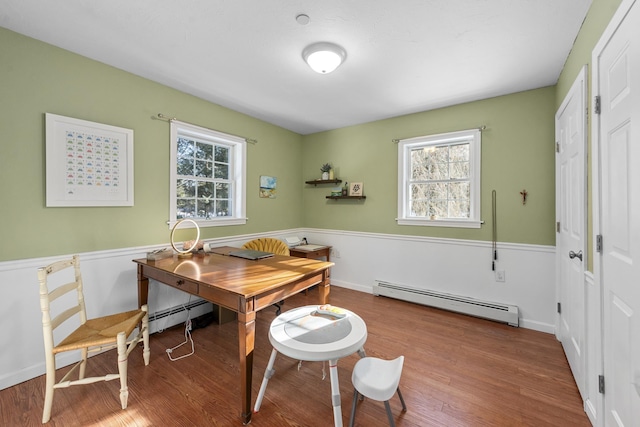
238 311 256 425
318 269 331 304
137 265 149 308
329 358 343 427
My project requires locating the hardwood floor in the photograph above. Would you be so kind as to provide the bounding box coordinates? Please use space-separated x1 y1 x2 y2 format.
1 287 590 426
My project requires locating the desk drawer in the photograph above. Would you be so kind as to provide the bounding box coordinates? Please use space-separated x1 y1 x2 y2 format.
289 247 330 260
150 270 199 295
300 250 326 258
171 277 198 294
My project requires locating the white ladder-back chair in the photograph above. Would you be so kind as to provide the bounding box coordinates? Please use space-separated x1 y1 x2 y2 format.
37 255 150 423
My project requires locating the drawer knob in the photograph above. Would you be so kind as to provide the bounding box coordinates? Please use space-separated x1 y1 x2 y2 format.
176 279 184 286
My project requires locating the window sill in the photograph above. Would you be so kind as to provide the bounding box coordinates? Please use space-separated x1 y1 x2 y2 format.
396 218 482 228
168 217 247 229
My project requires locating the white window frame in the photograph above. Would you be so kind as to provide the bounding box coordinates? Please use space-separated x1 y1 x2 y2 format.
169 120 246 229
397 128 481 228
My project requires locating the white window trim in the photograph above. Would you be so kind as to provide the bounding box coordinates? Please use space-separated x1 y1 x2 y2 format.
169 120 246 229
397 128 481 228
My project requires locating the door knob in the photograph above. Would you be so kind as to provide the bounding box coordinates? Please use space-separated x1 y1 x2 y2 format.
569 250 583 261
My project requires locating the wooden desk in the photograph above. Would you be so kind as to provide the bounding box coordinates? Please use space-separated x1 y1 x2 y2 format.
134 247 333 425
289 245 332 295
289 244 332 262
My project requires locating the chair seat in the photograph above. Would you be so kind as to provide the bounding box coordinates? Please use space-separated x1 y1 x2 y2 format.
54 309 147 354
352 356 404 401
350 356 406 427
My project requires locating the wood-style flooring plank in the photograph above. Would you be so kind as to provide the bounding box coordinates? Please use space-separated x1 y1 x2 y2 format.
0 287 590 426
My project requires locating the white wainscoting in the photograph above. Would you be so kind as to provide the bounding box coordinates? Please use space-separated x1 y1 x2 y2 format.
0 228 555 390
299 229 556 332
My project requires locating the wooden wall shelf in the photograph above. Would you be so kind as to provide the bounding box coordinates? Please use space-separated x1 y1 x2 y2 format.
306 179 342 186
326 195 366 200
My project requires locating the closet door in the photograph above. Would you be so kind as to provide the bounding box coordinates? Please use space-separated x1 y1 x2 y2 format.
594 0 640 424
555 65 587 399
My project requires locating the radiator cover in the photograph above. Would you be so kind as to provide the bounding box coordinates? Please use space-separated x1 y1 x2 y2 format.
373 280 519 327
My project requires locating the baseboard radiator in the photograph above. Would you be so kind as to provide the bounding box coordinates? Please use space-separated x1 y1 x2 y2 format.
373 280 519 327
149 299 210 322
148 299 212 333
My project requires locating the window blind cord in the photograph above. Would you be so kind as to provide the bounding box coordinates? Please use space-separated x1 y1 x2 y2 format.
492 190 497 270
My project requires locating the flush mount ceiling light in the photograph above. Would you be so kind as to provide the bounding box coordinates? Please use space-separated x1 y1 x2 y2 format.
302 42 347 74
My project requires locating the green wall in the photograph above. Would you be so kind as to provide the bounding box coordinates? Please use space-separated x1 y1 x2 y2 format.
302 87 557 246
1 0 622 262
0 28 303 262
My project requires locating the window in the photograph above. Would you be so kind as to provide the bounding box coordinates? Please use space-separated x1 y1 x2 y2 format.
169 121 246 228
397 129 481 228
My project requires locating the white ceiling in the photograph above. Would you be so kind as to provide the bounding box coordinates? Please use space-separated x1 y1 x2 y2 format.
0 0 591 135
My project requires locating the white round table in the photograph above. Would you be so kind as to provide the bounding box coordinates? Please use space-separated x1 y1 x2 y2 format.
254 305 367 427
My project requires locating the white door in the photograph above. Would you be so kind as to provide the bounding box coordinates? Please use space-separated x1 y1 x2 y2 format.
593 0 640 425
556 66 588 399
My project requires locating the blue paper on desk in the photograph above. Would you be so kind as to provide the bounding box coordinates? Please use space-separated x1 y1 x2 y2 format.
229 249 274 260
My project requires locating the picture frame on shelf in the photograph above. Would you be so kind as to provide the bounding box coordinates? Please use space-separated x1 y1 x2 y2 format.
349 182 364 196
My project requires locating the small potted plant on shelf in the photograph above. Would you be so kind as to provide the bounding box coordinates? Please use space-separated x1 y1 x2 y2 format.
320 163 332 180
